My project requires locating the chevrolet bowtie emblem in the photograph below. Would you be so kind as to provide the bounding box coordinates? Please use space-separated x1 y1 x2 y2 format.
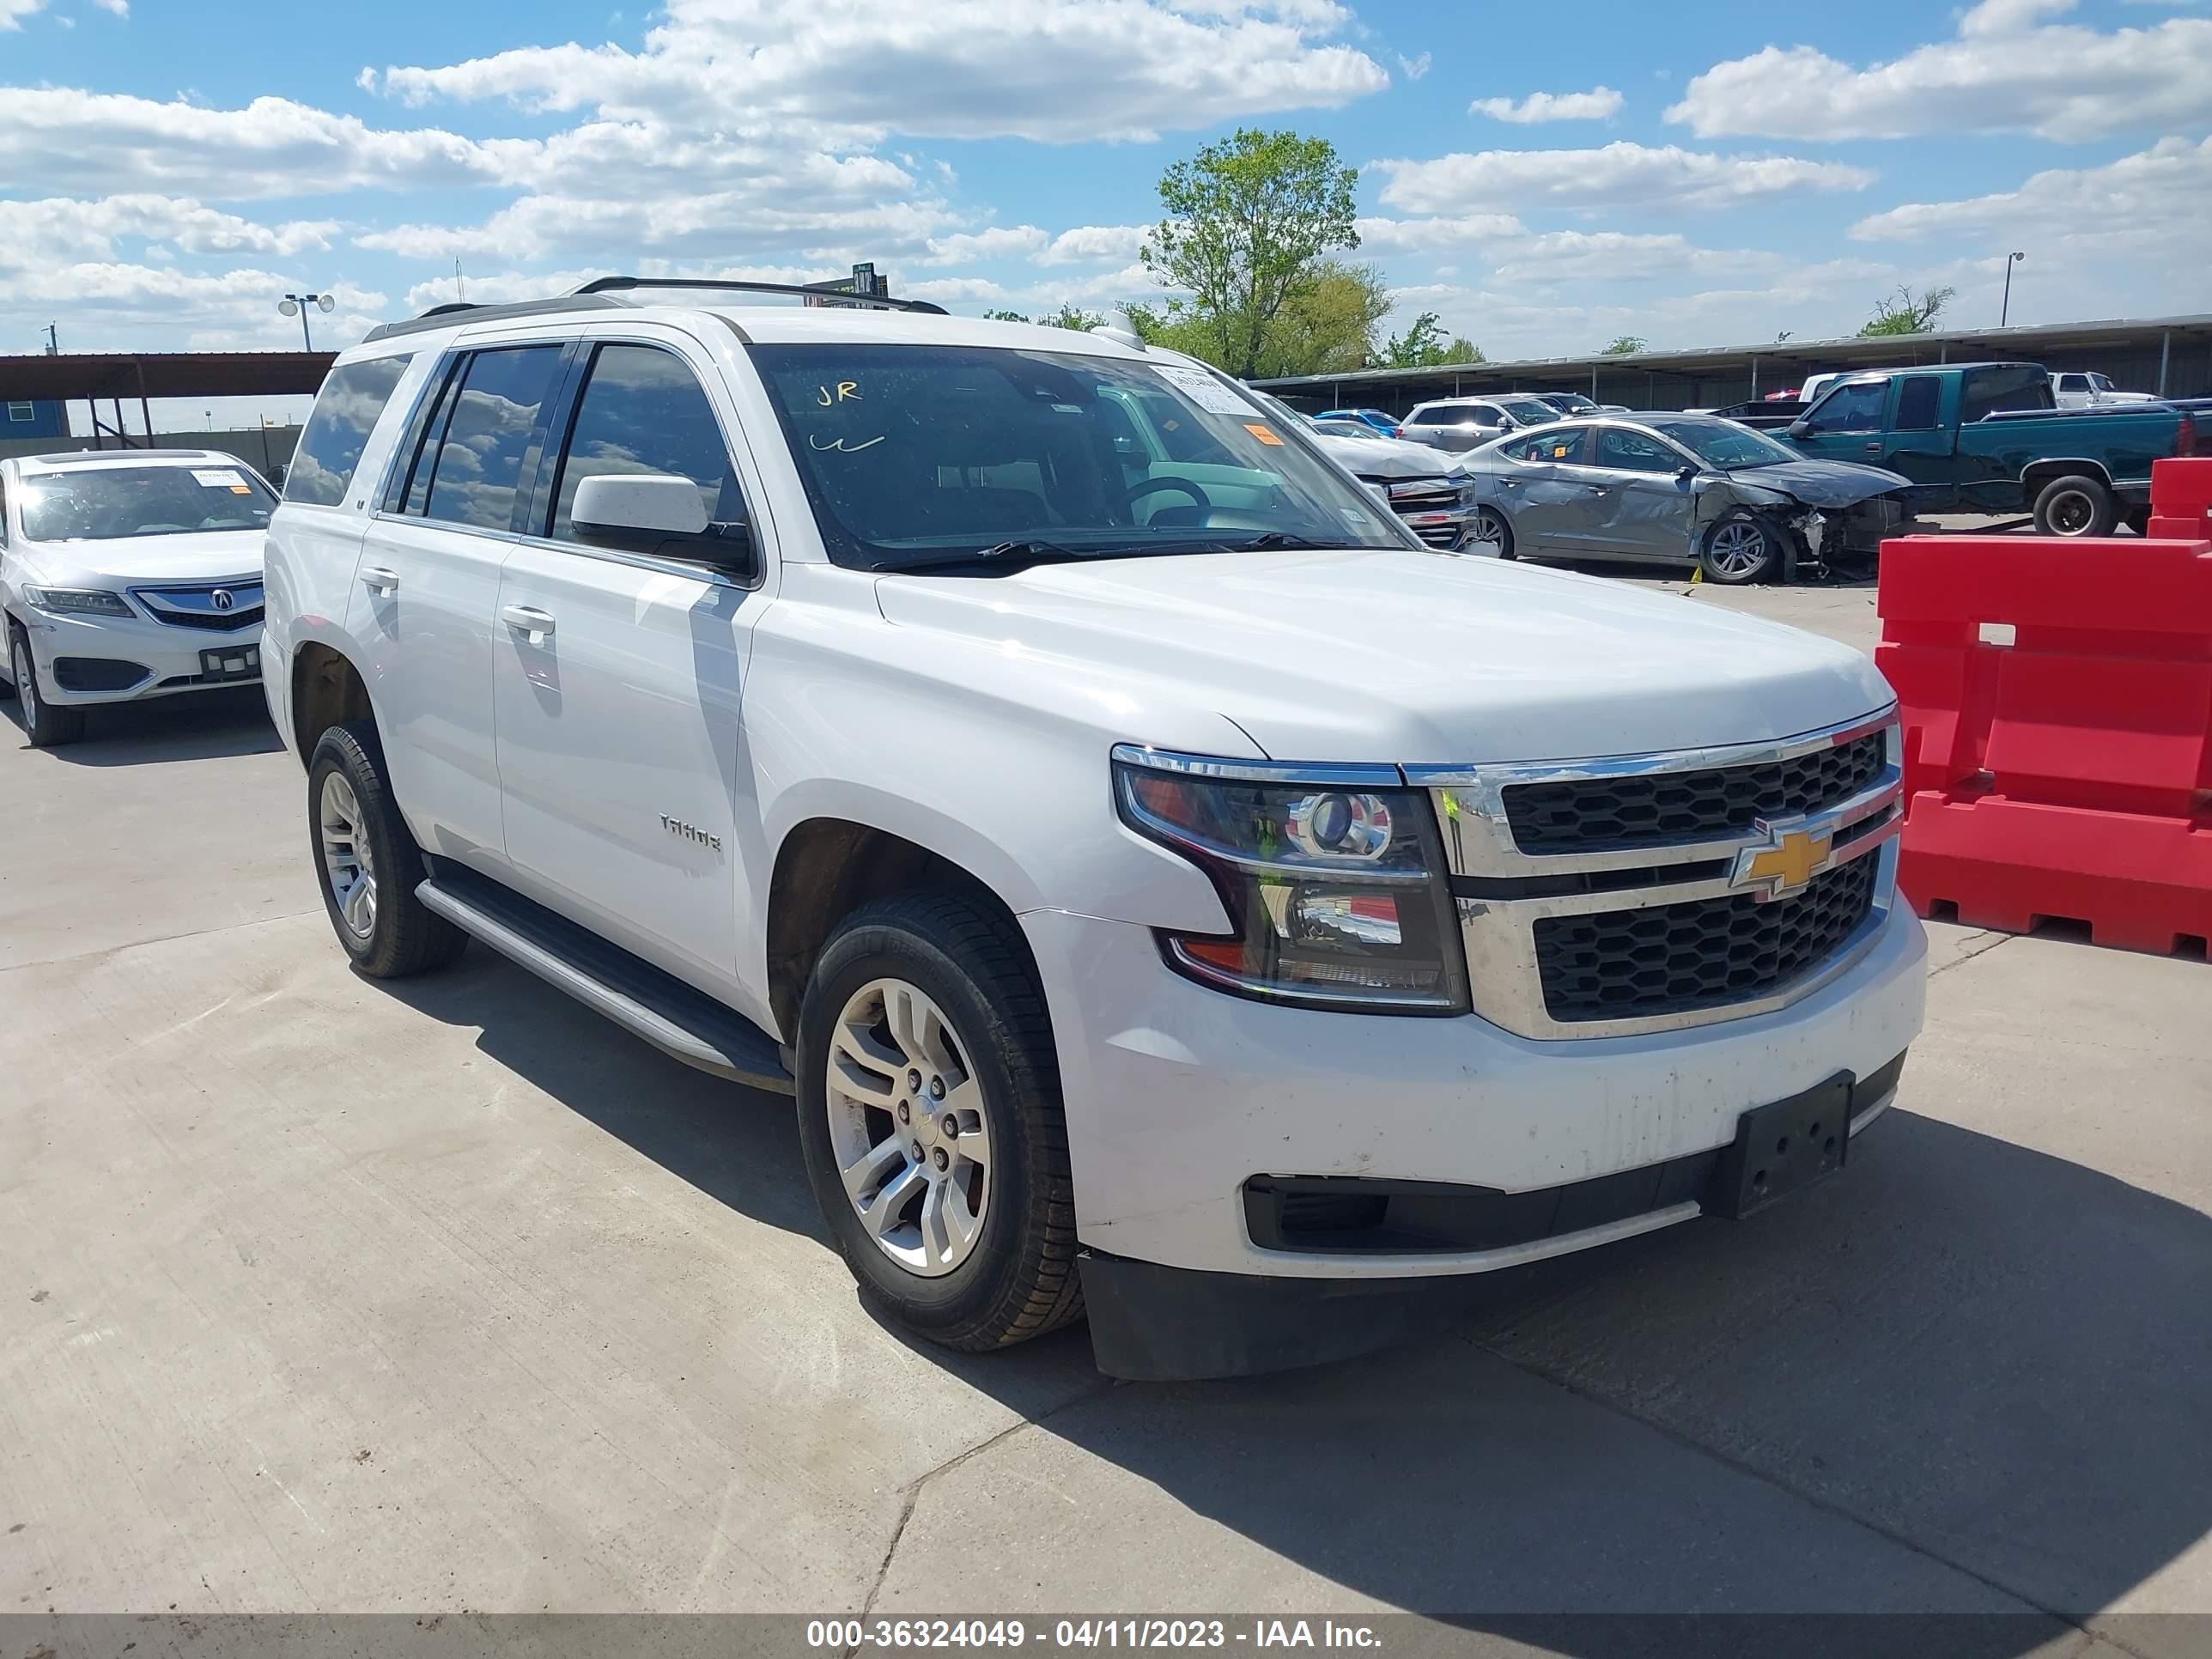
1732 821 1832 901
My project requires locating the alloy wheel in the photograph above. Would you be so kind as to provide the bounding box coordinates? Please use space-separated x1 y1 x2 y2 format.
14 637 38 737
1706 520 1770 578
318 769 378 939
2045 489 2096 535
823 976 992 1278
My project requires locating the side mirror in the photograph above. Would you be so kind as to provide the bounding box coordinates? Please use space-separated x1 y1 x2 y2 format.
571 473 756 577
1676 464 1698 481
1787 419 1814 439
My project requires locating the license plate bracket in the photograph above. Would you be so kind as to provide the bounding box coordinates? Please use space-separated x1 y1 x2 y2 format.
198 644 260 682
1706 1073 1852 1219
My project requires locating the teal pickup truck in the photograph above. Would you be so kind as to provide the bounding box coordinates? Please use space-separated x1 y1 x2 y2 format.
1784 362 2199 537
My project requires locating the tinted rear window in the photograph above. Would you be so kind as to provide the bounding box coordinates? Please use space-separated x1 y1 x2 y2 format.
1894 375 1942 431
286 356 410 507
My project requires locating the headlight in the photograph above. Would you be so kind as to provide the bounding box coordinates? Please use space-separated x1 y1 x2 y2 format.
1112 748 1469 1014
21 586 135 618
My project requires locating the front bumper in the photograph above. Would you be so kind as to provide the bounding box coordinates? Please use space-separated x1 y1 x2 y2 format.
1021 899 1925 1291
15 606 262 705
1085 1049 1903 1381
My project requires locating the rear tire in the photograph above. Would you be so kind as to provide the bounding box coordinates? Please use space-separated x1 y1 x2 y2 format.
795 890 1082 1352
307 720 468 978
10 624 87 747
2032 473 2116 538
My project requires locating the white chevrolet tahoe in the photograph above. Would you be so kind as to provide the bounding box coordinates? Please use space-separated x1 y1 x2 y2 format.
262 280 1927 1379
2 448 276 746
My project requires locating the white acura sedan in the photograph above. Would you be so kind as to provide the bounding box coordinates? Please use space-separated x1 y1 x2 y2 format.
1 449 275 747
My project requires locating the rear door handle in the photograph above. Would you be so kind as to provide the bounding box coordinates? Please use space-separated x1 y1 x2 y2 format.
361 566 399 596
1863 441 1881 453
501 604 556 644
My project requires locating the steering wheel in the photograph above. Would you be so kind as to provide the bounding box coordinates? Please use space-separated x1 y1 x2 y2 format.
1121 476 1212 515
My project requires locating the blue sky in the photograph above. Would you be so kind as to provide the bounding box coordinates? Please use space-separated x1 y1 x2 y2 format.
4 0 2208 425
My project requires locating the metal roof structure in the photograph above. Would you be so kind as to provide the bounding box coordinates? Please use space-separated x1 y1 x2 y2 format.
1253 312 2212 412
0 350 336 403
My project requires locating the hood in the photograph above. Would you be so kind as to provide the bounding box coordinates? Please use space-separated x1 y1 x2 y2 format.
18 528 265 586
874 548 1892 766
1724 459 1910 509
1308 430 1453 480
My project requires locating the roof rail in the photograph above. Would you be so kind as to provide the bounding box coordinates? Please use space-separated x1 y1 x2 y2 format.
570 276 949 315
362 294 626 343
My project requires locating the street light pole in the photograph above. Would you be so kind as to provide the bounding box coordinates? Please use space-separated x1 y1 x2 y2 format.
278 292 335 351
2000 252 2026 328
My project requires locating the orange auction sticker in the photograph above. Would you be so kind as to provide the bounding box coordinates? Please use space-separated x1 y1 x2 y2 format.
1243 422 1284 446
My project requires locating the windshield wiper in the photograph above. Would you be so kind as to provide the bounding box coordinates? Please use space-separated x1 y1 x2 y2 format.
1206 532 1337 552
878 539 1133 574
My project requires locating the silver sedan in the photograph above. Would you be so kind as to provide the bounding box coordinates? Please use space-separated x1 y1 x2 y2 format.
1454 414 1912 584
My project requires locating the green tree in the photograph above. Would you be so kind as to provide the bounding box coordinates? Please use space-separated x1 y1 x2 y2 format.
1257 261 1393 377
982 307 1030 323
1141 127 1360 377
1039 302 1105 331
1601 335 1647 355
1860 283 1954 337
1381 310 1484 368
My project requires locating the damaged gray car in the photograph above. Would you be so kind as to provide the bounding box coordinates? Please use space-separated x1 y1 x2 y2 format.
1456 413 1912 583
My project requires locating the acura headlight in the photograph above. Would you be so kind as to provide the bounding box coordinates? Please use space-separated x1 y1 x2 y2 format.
1112 748 1469 1013
21 586 135 618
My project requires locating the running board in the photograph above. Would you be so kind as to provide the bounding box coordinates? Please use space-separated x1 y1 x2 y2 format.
416 871 793 1096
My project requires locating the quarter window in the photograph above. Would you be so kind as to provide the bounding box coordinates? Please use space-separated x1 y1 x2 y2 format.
548 344 744 541
420 346 565 532
284 355 410 507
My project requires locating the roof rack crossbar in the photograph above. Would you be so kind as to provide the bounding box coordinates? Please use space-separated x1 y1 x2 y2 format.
570 276 949 315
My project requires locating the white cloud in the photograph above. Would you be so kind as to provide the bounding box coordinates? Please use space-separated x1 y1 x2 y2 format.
1352 213 1525 253
0 88 522 198
1371 142 1873 214
91 0 126 14
1 0 47 24
0 195 339 264
1470 86 1623 124
1847 137 2212 321
1396 52 1431 81
1036 224 1151 265
374 0 1389 144
918 226 1051 265
1490 229 1780 283
1666 0 2212 141
901 276 1018 304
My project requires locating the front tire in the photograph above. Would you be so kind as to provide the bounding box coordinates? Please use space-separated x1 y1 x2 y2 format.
1468 505 1516 560
1700 513 1779 584
795 890 1081 1352
2032 473 2116 538
307 720 468 978
9 624 87 747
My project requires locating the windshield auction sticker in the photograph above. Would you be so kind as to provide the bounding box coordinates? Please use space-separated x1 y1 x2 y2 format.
191 468 252 492
1152 364 1253 416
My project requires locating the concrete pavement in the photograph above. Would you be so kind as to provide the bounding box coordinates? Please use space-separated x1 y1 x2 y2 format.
1 608 2205 1651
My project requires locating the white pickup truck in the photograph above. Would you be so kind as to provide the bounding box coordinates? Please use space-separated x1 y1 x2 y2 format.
262 280 1926 1379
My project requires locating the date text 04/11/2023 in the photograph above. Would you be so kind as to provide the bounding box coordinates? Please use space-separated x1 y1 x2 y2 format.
803 1618 1383 1650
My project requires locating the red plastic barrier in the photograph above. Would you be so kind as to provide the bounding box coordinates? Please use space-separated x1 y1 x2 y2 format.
2148 456 2212 541
1875 532 2212 954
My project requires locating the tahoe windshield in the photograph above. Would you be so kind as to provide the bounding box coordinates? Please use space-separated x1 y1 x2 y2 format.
749 343 1416 571
1648 420 1800 471
19 464 276 541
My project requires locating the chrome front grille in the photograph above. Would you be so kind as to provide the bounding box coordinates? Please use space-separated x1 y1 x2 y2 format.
1533 855 1879 1023
1410 712 1903 1040
1503 730 1887 855
1378 476 1472 548
129 580 264 631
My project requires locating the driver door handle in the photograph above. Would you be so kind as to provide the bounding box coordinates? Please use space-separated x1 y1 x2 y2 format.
361 566 399 596
1863 441 1881 453
501 604 556 643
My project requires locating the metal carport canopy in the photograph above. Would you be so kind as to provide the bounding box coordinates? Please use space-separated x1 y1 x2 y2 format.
0 350 336 402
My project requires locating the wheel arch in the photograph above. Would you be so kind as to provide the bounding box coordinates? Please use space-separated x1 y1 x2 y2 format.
2020 458 2113 497
763 816 1042 1048
289 641 377 770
